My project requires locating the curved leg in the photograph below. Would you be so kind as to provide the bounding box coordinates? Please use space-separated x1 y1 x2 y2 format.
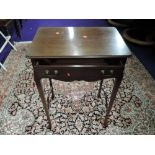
97 79 103 98
47 78 55 109
35 78 52 129
49 78 54 99
102 76 123 128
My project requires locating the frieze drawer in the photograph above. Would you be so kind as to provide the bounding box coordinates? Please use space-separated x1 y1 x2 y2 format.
33 65 123 81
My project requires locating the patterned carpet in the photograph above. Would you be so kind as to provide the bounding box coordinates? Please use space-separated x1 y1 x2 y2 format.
0 43 155 135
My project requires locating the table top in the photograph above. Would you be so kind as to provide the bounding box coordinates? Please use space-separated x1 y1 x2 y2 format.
27 27 131 59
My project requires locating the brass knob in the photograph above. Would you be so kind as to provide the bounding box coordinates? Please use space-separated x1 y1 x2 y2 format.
101 70 105 75
110 70 114 74
54 70 58 75
36 61 39 65
67 73 70 77
45 69 49 75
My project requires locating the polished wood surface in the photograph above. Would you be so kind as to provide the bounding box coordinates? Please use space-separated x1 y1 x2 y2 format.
28 27 131 129
27 27 131 58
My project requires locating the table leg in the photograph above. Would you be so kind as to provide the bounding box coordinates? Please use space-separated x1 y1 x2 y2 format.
102 76 123 128
19 19 23 28
14 20 21 38
97 79 103 98
35 78 52 129
49 78 55 99
47 78 55 109
97 79 108 107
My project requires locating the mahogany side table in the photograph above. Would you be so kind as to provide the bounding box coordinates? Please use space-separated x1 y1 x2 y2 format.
26 27 131 129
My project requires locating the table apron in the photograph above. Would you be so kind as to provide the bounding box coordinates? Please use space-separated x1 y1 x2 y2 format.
33 65 124 81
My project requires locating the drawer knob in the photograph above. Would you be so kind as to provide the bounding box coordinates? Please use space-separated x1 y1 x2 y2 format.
54 70 58 75
36 61 39 66
67 73 70 77
45 69 50 75
101 70 105 75
110 70 114 74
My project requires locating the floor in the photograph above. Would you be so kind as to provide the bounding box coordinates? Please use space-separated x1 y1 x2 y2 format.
1 19 155 80
1 43 155 134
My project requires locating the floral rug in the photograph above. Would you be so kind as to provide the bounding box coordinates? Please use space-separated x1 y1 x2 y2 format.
0 43 155 135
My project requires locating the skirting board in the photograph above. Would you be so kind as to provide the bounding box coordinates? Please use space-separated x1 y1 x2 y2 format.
14 41 32 44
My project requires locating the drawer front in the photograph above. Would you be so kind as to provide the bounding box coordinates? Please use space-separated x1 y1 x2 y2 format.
34 66 123 81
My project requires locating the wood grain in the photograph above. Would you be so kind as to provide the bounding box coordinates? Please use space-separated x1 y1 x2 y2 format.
27 27 131 58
